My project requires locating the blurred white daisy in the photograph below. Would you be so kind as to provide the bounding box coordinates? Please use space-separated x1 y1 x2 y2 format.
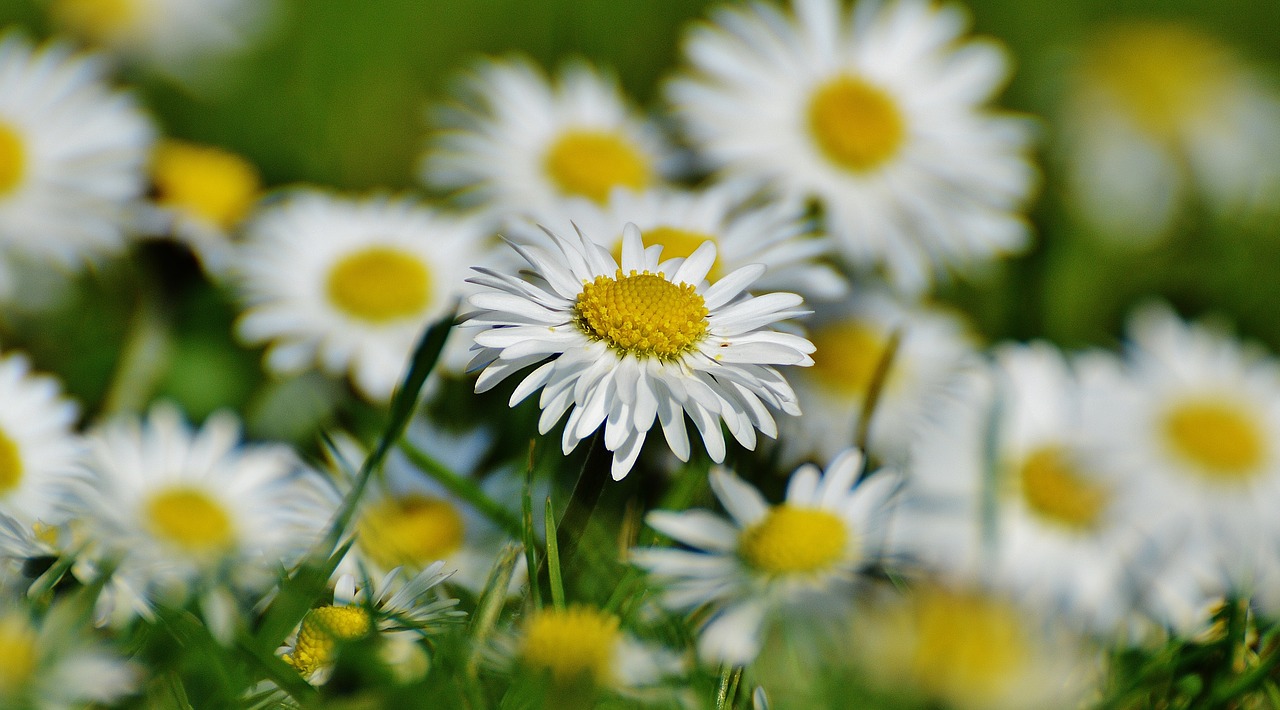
668 0 1036 293
0 352 81 529
234 190 491 402
47 0 280 85
70 403 328 624
777 290 975 467
0 601 139 709
508 184 848 302
422 57 680 219
0 32 152 296
1063 21 1280 244
631 448 900 664
465 223 814 479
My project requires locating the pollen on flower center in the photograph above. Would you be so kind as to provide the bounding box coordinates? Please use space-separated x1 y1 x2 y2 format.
909 589 1029 703
144 486 235 552
1016 446 1109 530
808 319 895 397
1163 397 1265 480
0 122 26 198
152 140 261 229
284 605 372 678
614 227 722 281
808 74 907 173
574 270 709 359
326 246 432 323
739 504 849 575
357 494 466 570
0 428 23 496
543 129 651 203
49 0 139 43
0 615 36 695
520 606 621 685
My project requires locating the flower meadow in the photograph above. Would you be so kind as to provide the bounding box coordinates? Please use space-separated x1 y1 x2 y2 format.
1 0 1280 707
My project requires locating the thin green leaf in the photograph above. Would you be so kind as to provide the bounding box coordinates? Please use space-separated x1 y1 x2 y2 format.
467 542 522 681
544 496 565 611
521 441 541 610
398 438 524 540
854 326 901 480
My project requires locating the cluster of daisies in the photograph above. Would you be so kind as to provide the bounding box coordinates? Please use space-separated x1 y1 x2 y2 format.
0 0 1279 707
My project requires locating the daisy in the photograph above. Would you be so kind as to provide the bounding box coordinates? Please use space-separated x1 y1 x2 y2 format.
507 184 848 302
464 223 815 479
630 448 900 664
69 403 329 625
234 190 491 402
0 32 152 296
0 601 139 709
0 352 81 529
668 0 1036 293
1062 21 1280 244
422 57 680 219
776 289 975 467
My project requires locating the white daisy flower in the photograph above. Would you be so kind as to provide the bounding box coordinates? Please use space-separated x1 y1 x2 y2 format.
0 32 153 295
1063 21 1280 244
631 449 900 665
234 190 491 402
0 602 139 710
1080 305 1280 620
69 403 328 624
777 290 975 467
0 352 81 529
507 184 848 302
422 57 680 219
668 0 1036 293
465 223 814 480
47 0 280 85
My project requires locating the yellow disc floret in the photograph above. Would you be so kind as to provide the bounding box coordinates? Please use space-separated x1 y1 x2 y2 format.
808 75 907 173
0 614 36 695
326 246 432 323
1163 397 1265 480
0 428 22 497
0 122 25 198
543 130 651 203
1016 446 1110 530
357 494 466 570
144 486 235 552
284 605 372 679
519 605 621 686
574 270 709 359
908 588 1030 706
739 504 849 575
808 320 894 397
49 0 139 44
152 140 261 230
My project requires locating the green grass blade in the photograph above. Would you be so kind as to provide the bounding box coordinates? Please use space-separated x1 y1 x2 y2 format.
398 438 524 539
521 441 541 610
544 496 565 611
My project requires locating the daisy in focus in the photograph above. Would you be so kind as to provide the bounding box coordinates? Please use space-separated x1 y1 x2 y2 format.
0 352 81 529
234 190 491 402
668 0 1036 293
422 57 679 219
0 32 152 297
1063 21 1280 244
464 223 814 479
631 448 900 664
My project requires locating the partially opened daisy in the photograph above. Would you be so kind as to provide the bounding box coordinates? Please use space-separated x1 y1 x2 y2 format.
630 448 900 664
465 223 814 479
0 32 153 295
669 0 1035 293
234 190 491 402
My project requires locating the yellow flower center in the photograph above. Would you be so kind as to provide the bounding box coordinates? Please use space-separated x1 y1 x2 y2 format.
356 494 466 570
0 615 36 695
0 122 25 198
543 130 651 203
739 504 849 575
613 226 722 282
1083 22 1237 140
807 75 907 173
49 0 139 43
574 270 709 359
1163 397 1266 480
284 605 372 679
152 140 261 230
144 486 235 552
909 589 1029 705
326 246 432 323
1016 446 1110 530
808 320 894 397
0 428 23 496
520 606 621 686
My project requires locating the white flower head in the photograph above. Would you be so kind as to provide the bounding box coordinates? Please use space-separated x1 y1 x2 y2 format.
0 32 153 295
234 190 492 402
0 352 81 528
668 0 1036 293
632 448 900 665
465 222 815 479
422 56 680 219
